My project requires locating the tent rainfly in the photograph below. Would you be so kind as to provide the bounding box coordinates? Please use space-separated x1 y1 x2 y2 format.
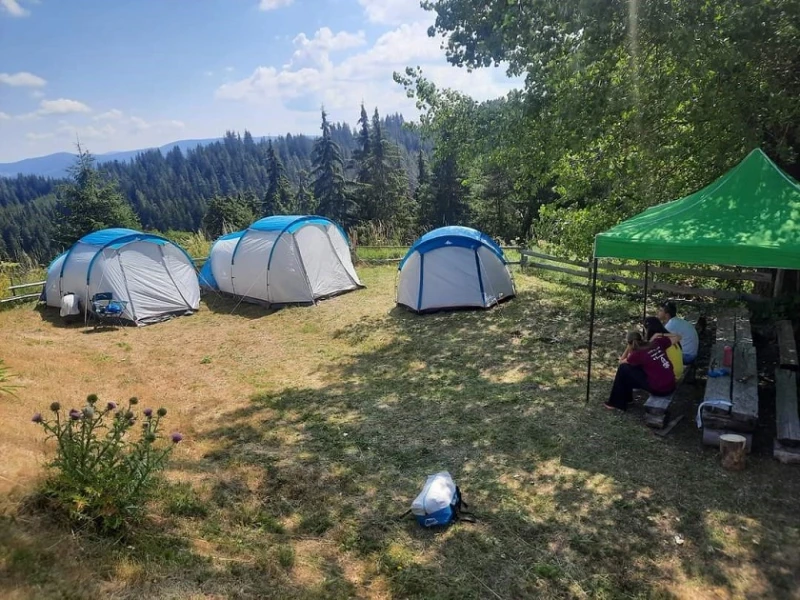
397 226 516 313
199 215 362 306
43 228 201 325
586 148 800 401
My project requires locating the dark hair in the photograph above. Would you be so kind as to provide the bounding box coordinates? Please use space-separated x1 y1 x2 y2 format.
626 330 646 351
660 300 677 318
644 316 668 341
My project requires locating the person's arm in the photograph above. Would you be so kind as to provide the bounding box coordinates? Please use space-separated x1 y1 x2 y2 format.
626 349 642 366
620 343 632 362
651 333 681 346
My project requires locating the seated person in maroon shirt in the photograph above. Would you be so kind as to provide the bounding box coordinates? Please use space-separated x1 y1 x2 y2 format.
604 331 677 411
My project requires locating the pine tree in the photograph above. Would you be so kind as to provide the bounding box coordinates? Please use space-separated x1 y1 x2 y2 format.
311 109 353 224
413 149 433 231
428 151 469 227
353 103 371 172
263 141 295 215
368 108 412 226
55 146 141 246
202 193 256 238
295 171 315 214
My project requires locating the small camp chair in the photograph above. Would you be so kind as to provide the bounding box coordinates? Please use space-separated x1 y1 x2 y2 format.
90 292 128 328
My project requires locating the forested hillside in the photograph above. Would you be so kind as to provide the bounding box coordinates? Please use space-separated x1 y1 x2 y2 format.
0 111 425 261
403 0 800 259
3 1 799 266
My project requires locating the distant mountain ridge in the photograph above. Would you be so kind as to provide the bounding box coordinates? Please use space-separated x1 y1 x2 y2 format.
0 137 278 179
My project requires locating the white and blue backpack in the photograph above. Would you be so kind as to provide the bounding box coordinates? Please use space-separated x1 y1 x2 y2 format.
409 471 474 527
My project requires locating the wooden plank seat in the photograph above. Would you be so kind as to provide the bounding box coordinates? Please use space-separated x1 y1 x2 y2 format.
773 323 800 464
731 344 758 426
777 320 798 371
644 391 677 429
775 368 800 447
702 310 761 448
716 312 736 346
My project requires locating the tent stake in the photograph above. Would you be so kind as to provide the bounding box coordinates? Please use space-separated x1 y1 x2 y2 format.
642 261 650 332
585 258 599 403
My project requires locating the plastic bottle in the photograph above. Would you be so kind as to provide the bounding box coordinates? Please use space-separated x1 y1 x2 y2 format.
723 345 733 368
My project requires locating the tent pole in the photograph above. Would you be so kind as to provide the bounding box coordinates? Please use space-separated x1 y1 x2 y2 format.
642 261 650 332
585 258 599 404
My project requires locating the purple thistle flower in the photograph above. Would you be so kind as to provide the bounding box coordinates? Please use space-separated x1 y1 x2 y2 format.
68 409 82 420
143 408 153 417
31 413 43 424
170 432 183 444
106 401 117 411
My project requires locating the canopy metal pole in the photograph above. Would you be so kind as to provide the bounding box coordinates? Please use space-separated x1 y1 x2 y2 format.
585 258 599 403
642 261 650 332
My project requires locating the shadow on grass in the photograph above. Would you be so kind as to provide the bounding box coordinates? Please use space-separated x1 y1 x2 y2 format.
195 285 800 598
5 282 798 598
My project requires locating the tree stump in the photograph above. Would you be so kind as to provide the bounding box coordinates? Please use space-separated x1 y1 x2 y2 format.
720 433 747 471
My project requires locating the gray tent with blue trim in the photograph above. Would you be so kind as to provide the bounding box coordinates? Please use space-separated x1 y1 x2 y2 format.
43 228 200 325
397 226 515 313
199 215 362 305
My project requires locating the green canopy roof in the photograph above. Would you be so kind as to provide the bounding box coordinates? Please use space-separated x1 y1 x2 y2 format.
594 149 800 269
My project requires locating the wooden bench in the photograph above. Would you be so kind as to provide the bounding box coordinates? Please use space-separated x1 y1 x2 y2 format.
700 310 759 451
644 388 679 429
777 320 798 371
774 323 800 464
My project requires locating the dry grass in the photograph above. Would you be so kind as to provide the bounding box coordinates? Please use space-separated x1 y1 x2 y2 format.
0 266 799 599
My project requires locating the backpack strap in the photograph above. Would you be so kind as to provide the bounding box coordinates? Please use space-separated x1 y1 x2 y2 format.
453 486 476 523
395 509 412 522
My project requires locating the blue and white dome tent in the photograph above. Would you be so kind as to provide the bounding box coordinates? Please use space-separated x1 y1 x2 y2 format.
199 215 363 306
397 226 516 313
43 228 201 325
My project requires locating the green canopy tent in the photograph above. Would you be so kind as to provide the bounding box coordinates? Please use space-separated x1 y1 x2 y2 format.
585 148 800 402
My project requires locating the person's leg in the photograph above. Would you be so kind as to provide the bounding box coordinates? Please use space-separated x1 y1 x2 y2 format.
606 364 649 410
683 353 697 365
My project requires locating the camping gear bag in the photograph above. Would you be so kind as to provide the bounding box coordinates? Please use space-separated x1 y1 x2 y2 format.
410 471 471 527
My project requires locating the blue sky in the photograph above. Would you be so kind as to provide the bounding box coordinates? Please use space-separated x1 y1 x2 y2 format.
0 0 519 162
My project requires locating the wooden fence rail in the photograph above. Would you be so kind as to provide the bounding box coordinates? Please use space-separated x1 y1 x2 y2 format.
0 248 773 303
8 281 46 291
519 249 772 302
353 245 523 265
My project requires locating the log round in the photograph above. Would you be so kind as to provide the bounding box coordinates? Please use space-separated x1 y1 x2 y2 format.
720 433 748 471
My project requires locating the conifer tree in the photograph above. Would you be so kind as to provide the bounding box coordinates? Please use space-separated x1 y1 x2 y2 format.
55 145 140 246
311 108 353 224
263 140 294 215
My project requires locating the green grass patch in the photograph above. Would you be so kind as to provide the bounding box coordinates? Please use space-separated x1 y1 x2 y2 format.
2 266 799 599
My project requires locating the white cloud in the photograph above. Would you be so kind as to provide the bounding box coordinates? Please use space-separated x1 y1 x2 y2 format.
30 90 45 98
56 122 117 141
0 0 29 17
358 0 428 25
259 0 293 10
0 111 10 120
26 132 54 141
37 98 92 115
0 71 46 87
94 109 124 121
128 116 185 132
286 28 366 69
216 23 519 116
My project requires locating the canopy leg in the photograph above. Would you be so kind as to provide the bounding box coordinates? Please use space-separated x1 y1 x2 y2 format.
642 261 650 333
586 258 599 403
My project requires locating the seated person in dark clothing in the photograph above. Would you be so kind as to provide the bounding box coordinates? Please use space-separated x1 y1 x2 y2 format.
605 331 677 411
